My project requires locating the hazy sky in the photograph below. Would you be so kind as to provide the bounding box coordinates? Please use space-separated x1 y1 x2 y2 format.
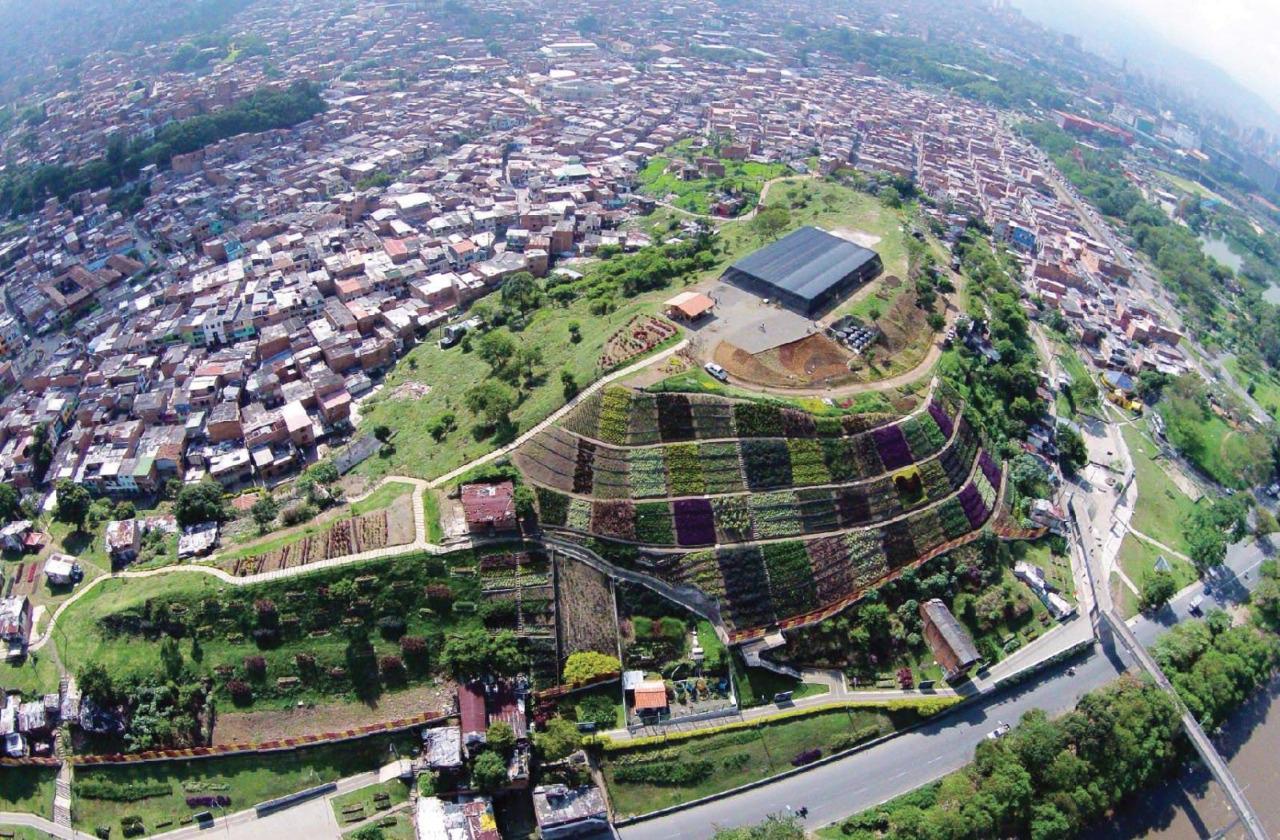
1015 0 1280 116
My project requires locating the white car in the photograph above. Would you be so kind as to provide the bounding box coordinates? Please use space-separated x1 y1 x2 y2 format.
986 722 1011 741
704 362 729 382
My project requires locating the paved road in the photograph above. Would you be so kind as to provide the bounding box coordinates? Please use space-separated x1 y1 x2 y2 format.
619 539 1269 839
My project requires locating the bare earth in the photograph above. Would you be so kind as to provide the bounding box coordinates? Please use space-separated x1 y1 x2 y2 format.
211 682 454 744
386 493 416 546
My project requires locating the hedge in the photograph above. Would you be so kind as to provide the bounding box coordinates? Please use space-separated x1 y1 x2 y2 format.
78 779 173 802
612 759 714 785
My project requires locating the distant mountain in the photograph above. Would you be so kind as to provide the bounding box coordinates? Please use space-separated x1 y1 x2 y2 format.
1012 0 1280 134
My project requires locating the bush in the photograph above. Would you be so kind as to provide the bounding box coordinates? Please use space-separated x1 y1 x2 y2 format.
379 655 405 682
612 759 713 785
563 651 621 685
425 584 454 610
78 779 173 802
226 679 252 705
243 655 267 679
280 503 317 527
376 615 407 640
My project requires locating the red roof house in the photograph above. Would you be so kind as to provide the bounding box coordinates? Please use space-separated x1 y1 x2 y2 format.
461 481 518 533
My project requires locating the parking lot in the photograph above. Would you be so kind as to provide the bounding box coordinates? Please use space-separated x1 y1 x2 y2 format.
687 282 817 356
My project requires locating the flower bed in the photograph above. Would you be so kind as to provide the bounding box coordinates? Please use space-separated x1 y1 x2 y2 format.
734 402 784 437
749 491 802 538
656 394 696 442
880 520 918 568
716 547 776 631
834 487 872 528
563 391 603 439
892 466 926 508
700 442 745 493
673 498 716 547
536 487 570 527
927 399 954 440
901 415 945 461
690 397 737 438
849 433 885 479
634 502 676 545
787 439 831 486
567 498 593 532
918 459 951 501
907 508 946 555
840 412 898 435
677 550 727 600
598 387 632 445
978 449 1002 489
937 498 972 540
781 409 817 438
957 483 987 529
763 541 818 617
627 448 668 498
821 438 859 483
591 446 631 499
592 500 637 541
573 439 597 495
796 488 839 535
665 443 706 496
845 530 891 591
975 470 998 508
626 393 661 445
598 314 678 369
872 424 914 471
712 496 754 543
741 439 793 490
807 536 852 603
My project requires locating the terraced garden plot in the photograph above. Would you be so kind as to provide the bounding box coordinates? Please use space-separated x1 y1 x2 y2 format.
628 447 668 498
656 393 696 442
700 442 745 493
763 541 819 617
712 496 755 543
665 443 706 496
717 547 776 630
741 439 793 490
787 438 831 485
226 509 397 577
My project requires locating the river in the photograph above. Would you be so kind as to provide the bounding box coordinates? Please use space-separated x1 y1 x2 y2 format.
1102 677 1280 839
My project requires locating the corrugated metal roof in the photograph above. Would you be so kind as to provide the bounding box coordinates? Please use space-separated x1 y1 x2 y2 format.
727 226 879 303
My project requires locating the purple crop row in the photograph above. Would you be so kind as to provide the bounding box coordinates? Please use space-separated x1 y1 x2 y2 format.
186 796 231 808
673 498 716 547
978 449 1001 489
871 424 914 471
928 400 955 439
957 483 989 529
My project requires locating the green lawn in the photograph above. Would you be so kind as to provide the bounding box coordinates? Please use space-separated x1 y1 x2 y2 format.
348 480 415 516
1117 533 1198 606
0 766 56 818
0 826 58 840
344 810 415 839
601 706 900 816
330 778 411 829
73 733 418 834
1121 424 1199 555
1223 356 1280 420
354 291 670 483
731 652 830 708
0 650 62 696
1055 346 1100 414
422 489 443 544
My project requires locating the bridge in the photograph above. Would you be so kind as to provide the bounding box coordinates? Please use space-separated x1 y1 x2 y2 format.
1066 495 1267 840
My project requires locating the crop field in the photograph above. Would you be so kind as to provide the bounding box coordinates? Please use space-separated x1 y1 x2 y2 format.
555 554 618 664
222 506 407 576
517 381 1004 635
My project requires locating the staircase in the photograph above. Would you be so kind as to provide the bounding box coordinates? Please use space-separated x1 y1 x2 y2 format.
53 675 74 830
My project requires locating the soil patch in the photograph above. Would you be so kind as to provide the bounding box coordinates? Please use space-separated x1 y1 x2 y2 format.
210 683 455 744
715 333 855 389
386 493 416 546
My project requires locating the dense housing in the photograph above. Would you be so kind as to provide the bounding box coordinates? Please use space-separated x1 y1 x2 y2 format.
722 226 883 316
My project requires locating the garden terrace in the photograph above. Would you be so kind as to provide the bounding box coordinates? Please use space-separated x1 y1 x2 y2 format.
525 401 985 548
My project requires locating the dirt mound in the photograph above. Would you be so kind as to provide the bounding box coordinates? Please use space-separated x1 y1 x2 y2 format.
715 333 855 389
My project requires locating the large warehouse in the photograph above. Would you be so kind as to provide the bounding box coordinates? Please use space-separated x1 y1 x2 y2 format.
722 226 883 317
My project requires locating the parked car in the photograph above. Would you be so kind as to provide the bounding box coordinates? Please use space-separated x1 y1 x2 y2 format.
704 362 729 382
1189 594 1204 616
986 722 1011 741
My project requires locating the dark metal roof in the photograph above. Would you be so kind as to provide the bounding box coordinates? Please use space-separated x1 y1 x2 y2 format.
728 226 880 303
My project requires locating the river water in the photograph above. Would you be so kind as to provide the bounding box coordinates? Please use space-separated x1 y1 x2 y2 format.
1102 677 1280 839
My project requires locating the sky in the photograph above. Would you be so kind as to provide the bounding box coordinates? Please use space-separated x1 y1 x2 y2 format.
1014 0 1280 117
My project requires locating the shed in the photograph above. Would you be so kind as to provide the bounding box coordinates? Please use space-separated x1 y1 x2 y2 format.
663 291 715 322
920 598 981 682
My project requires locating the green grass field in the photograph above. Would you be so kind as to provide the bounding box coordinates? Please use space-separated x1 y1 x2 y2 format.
1111 571 1140 620
1008 539 1076 603
601 706 900 816
422 489 443 544
73 733 418 834
0 766 56 819
1121 425 1199 555
1223 356 1280 420
0 650 62 696
330 778 411 829
1117 533 1198 606
0 826 57 840
354 292 669 483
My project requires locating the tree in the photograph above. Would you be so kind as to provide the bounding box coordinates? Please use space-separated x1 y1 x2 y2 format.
1056 426 1088 474
535 716 582 761
54 480 91 531
476 330 517 375
160 636 184 681
1140 571 1177 612
750 205 791 241
499 272 542 318
0 482 19 522
712 816 804 840
372 424 392 443
250 495 279 533
175 479 228 526
561 369 579 400
562 651 621 685
471 750 508 793
351 827 385 840
441 628 523 680
78 663 115 705
465 380 517 430
486 721 516 756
